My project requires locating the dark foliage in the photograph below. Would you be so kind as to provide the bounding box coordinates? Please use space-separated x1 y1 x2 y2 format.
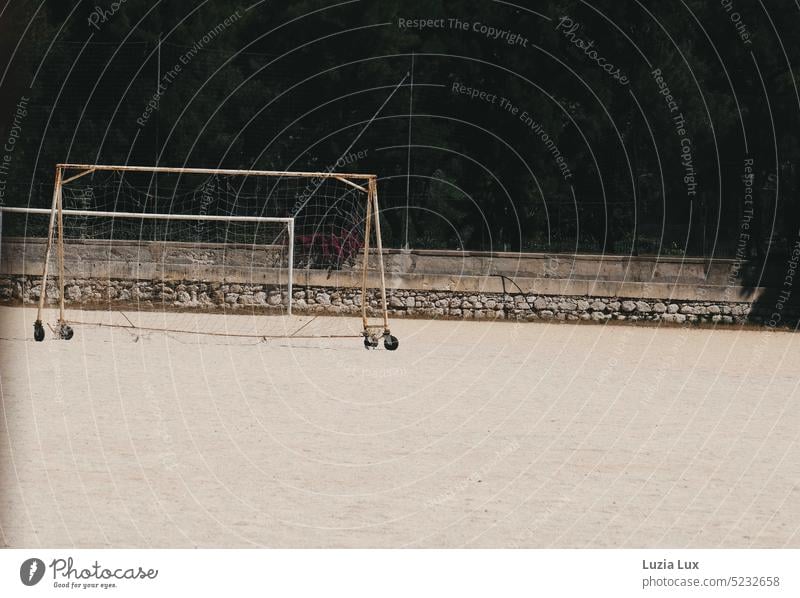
1 0 798 265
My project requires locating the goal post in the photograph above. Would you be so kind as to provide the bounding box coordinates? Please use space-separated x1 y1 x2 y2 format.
1 163 397 350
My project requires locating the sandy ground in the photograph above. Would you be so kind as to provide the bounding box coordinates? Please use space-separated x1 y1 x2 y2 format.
0 304 798 548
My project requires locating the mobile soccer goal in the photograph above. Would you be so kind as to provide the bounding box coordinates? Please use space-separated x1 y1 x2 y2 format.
0 163 398 350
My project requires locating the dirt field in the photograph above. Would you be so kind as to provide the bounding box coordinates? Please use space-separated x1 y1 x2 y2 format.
1 305 798 548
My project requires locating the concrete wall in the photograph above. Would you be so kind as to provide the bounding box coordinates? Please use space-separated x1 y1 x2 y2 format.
1 237 762 301
377 248 757 303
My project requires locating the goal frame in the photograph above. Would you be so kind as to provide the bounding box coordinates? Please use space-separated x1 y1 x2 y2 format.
12 163 393 345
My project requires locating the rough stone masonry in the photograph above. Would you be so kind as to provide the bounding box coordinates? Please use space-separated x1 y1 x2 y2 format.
0 275 775 327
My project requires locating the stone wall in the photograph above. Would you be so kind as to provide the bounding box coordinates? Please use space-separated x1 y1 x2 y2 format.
0 275 770 326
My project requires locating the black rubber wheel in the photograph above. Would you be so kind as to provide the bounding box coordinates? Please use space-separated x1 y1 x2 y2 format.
60 325 73 340
363 336 378 350
383 334 399 351
33 320 45 342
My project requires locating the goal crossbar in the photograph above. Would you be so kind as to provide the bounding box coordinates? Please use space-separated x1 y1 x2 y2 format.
0 206 293 224
58 163 376 181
